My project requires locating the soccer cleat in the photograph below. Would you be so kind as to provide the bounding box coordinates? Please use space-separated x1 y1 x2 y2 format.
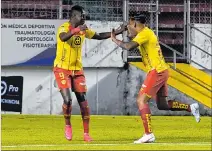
134 133 156 144
65 125 72 141
190 103 201 123
84 133 92 142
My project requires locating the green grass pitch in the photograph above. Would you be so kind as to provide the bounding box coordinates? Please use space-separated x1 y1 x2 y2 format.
1 114 211 150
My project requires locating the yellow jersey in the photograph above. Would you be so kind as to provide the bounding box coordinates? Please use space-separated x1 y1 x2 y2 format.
54 22 95 70
132 27 169 73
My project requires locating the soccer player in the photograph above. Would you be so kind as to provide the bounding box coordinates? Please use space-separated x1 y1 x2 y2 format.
53 5 125 142
111 14 200 143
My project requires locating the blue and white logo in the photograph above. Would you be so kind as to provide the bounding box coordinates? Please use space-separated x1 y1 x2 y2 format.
1 81 7 96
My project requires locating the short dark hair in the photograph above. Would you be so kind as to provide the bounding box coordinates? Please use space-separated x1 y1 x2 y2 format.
70 5 84 17
134 14 146 24
129 12 136 20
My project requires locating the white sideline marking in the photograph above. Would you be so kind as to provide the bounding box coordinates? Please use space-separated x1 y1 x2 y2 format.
2 142 211 148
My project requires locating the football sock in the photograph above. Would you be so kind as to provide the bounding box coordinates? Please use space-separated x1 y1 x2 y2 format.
139 104 152 134
79 101 90 133
62 103 72 126
168 100 191 112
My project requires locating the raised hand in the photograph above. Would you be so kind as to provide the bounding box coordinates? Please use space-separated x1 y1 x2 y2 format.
111 29 116 41
127 25 137 38
78 24 88 31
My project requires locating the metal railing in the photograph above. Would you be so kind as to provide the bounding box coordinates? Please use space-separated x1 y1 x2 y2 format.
186 0 212 69
187 23 212 71
160 41 211 72
189 24 212 39
159 41 212 93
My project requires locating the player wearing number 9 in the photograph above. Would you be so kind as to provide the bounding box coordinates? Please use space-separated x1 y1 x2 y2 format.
53 5 125 142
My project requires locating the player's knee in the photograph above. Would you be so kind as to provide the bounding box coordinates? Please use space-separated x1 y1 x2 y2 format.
137 93 149 104
156 97 169 110
63 97 72 105
136 97 143 104
75 92 86 103
60 88 72 105
61 92 72 105
136 95 142 104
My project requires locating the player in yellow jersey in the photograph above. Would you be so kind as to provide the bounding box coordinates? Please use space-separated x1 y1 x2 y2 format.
53 5 125 142
111 14 200 143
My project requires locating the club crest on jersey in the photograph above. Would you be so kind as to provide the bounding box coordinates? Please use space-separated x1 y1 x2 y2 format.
74 36 81 45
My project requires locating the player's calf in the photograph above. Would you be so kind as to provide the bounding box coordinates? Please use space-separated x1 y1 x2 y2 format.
157 97 201 123
60 88 73 140
76 92 93 141
62 103 72 125
167 100 191 112
62 104 73 141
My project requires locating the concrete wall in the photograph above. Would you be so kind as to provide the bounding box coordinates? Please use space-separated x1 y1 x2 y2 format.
124 65 212 116
1 66 119 115
2 65 211 116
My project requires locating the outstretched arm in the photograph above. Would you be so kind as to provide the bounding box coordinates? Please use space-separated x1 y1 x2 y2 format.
111 29 139 51
91 24 127 40
60 31 77 42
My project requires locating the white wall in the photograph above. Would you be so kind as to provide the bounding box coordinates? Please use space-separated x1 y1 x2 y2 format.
1 67 120 115
1 19 123 67
191 24 212 70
